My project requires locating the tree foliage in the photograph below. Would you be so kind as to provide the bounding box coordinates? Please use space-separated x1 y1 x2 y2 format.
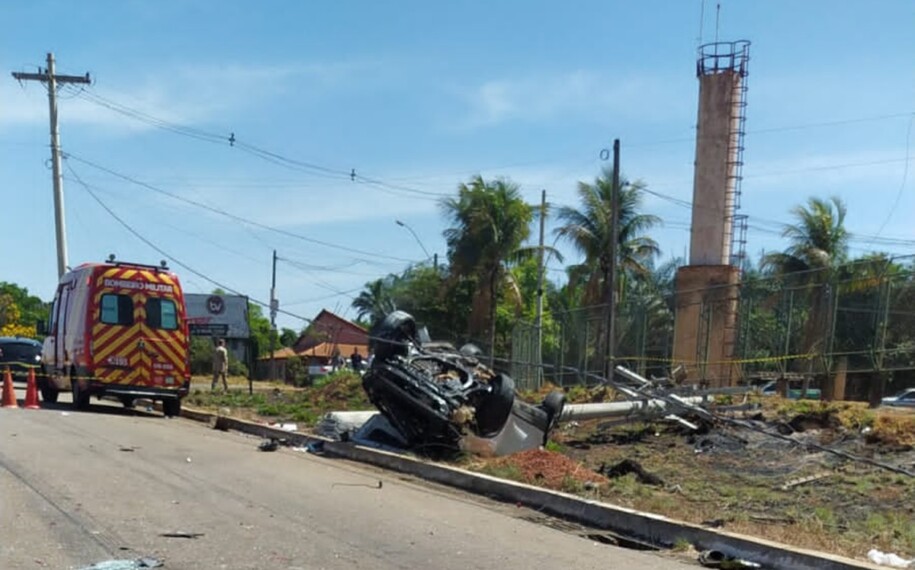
442 175 533 355
0 282 48 338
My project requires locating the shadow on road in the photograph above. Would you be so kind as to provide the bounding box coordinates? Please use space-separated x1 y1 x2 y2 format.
10 391 165 419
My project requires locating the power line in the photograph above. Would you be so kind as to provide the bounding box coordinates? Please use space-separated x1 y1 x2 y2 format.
69 86 448 199
65 161 313 323
626 111 915 148
636 186 915 246
71 85 915 202
63 153 419 263
871 113 915 241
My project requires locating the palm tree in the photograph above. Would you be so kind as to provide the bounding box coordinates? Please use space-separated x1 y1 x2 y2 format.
762 196 848 366
351 278 396 326
554 169 660 371
555 170 660 303
442 175 533 358
616 258 679 376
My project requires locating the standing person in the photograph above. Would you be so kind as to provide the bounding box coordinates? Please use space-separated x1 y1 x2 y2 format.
350 348 364 371
212 338 229 391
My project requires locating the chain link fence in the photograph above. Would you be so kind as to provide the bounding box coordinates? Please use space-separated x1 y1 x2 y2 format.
510 256 915 393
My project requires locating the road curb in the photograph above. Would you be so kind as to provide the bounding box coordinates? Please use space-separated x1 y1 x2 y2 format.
180 406 880 570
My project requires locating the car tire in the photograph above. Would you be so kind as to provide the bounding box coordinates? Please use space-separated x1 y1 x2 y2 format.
162 398 181 418
372 311 418 361
474 373 516 438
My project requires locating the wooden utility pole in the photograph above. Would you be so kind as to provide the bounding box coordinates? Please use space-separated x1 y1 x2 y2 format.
12 53 91 278
269 250 278 382
607 139 621 379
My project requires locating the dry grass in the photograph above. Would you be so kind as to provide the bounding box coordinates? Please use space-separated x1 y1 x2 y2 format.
471 403 915 562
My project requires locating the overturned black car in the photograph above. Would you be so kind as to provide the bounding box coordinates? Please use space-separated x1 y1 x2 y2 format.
362 311 565 456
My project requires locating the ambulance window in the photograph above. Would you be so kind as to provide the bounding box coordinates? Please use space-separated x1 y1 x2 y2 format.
100 294 134 325
146 298 178 330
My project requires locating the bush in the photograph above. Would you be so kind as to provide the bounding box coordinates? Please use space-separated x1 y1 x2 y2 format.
285 356 310 387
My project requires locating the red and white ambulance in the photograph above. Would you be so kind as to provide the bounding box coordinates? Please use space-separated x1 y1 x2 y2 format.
39 259 191 416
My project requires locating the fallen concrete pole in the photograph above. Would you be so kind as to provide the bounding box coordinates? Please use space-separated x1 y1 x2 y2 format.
559 396 709 422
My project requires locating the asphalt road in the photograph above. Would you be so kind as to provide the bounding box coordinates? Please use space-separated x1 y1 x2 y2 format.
0 388 693 570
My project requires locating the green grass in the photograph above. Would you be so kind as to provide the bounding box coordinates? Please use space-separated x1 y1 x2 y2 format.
183 371 372 426
478 463 523 481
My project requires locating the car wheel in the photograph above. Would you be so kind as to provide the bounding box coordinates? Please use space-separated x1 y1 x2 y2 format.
474 373 516 437
372 311 418 361
71 377 89 410
162 398 181 418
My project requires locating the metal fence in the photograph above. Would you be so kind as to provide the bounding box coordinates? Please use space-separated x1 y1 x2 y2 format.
510 256 915 392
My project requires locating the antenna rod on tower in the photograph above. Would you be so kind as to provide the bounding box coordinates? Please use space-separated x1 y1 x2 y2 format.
698 0 706 46
715 3 721 44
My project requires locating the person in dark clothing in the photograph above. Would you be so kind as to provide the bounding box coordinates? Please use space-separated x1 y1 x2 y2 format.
350 349 364 371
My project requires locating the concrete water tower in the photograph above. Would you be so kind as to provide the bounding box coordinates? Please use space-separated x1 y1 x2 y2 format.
673 40 750 387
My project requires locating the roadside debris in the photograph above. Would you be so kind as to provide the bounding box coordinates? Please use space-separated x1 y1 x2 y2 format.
269 422 298 432
331 480 383 490
79 558 163 569
317 411 378 440
210 415 231 431
697 549 761 568
867 549 914 568
258 437 287 452
598 459 664 486
159 531 204 539
779 471 832 491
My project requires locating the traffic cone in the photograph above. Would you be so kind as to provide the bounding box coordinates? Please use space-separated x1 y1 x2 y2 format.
2 368 18 409
24 368 40 409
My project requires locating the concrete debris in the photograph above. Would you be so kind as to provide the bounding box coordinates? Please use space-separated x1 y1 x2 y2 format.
867 549 914 568
80 558 163 569
352 413 409 451
210 415 231 431
316 411 380 441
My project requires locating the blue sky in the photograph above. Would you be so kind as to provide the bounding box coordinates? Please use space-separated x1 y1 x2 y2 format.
2 0 914 332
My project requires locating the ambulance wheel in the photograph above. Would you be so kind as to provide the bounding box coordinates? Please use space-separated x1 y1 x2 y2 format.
40 385 59 403
162 398 181 418
120 397 136 409
71 378 90 410
39 371 59 403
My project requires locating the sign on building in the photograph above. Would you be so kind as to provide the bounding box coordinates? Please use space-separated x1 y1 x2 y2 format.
185 294 251 339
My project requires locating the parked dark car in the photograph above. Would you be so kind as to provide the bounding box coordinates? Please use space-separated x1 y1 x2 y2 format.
0 336 42 381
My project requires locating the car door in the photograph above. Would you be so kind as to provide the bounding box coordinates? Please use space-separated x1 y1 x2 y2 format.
54 281 73 371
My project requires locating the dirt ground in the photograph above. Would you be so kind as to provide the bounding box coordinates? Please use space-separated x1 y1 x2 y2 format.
469 394 915 561
183 375 915 562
